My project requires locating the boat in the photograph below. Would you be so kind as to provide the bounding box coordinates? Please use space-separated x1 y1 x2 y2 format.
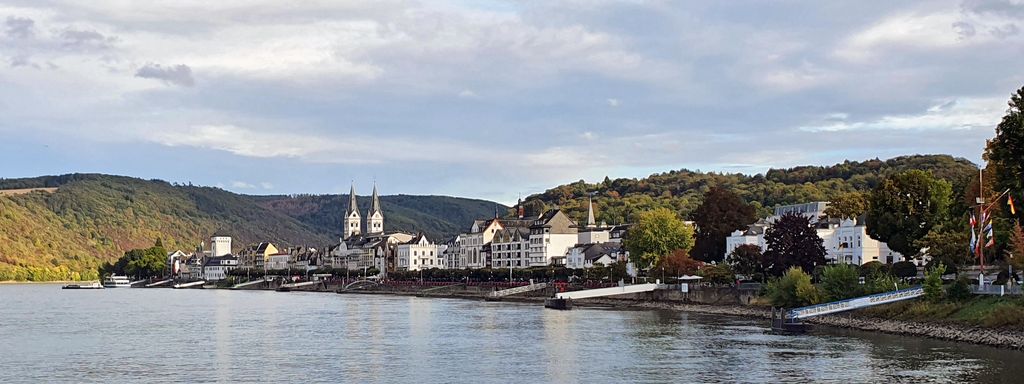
102 275 132 288
62 282 104 290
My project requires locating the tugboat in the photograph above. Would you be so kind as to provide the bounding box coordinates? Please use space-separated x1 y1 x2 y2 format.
62 281 104 290
102 275 132 288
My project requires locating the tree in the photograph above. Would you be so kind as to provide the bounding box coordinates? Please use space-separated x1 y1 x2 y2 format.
728 244 765 278
917 225 973 275
822 191 868 220
656 249 703 277
1007 223 1024 272
697 264 734 285
984 85 1024 221
763 213 827 276
624 208 695 269
766 267 822 307
866 170 952 257
819 264 861 301
923 263 946 302
690 187 756 263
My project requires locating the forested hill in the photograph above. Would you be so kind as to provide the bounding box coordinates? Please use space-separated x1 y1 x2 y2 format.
252 194 507 242
523 155 978 225
0 174 502 280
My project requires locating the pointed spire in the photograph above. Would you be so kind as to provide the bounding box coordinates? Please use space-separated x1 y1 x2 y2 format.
587 196 596 228
347 182 359 216
370 181 382 215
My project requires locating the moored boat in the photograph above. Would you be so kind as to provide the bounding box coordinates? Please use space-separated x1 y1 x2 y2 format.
62 282 104 290
102 275 132 288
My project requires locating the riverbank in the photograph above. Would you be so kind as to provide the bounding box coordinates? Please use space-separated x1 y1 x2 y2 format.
328 286 1024 350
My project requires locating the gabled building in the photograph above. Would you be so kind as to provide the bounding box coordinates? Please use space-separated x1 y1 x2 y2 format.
528 209 578 267
238 242 279 270
203 255 238 281
396 234 442 271
566 242 627 269
491 226 531 268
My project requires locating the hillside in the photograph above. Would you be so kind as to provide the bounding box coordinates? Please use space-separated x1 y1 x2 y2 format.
0 174 502 281
524 155 979 225
252 194 507 242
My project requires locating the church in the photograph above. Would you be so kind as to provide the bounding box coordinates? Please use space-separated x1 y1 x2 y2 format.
330 182 413 274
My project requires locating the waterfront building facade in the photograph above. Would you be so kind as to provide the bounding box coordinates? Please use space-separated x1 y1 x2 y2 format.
528 210 579 267
396 234 441 271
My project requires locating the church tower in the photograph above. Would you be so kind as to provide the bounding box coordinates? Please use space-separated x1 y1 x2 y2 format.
366 182 384 234
344 183 361 239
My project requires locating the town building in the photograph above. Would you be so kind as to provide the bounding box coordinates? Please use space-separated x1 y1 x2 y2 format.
396 234 442 271
210 235 232 257
566 242 628 269
266 252 292 270
203 255 238 281
491 226 531 268
724 202 903 265
238 242 279 270
528 209 579 267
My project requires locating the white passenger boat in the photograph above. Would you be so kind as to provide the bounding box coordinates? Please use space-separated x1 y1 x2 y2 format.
102 275 132 288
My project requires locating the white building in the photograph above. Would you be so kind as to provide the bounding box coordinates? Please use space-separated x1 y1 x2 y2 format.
491 227 531 268
724 202 902 265
566 243 627 269
210 235 232 257
396 234 441 271
442 235 462 270
203 255 238 281
528 210 579 267
266 253 292 270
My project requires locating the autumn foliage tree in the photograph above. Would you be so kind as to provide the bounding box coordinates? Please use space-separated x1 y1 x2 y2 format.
656 249 703 277
624 208 695 269
763 213 827 276
690 186 756 263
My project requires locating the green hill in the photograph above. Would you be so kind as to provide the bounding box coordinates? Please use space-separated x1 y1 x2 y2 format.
524 155 979 225
0 174 502 281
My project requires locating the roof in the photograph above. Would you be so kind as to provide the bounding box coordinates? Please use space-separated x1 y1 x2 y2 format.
203 255 237 266
346 183 359 216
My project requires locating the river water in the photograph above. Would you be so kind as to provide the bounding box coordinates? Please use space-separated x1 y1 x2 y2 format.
1 284 1021 383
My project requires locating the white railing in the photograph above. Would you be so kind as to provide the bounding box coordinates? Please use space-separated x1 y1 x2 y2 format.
556 283 660 300
489 283 548 298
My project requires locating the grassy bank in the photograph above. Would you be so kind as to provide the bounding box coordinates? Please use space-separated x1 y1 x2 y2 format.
862 296 1024 328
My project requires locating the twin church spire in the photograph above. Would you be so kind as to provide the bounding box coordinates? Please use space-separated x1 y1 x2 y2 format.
343 182 384 239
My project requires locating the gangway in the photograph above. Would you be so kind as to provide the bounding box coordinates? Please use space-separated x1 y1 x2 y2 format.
129 279 148 287
772 286 924 332
546 283 662 309
488 283 548 299
231 278 269 290
145 278 173 287
172 280 206 289
276 281 321 292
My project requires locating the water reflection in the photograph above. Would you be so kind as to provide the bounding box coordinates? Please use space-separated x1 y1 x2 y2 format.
1 285 1022 383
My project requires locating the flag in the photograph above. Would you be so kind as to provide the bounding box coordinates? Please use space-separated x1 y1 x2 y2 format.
970 212 977 228
985 223 995 248
1010 195 1017 215
969 227 977 253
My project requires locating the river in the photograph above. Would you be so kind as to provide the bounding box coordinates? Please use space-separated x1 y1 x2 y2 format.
0 284 1021 383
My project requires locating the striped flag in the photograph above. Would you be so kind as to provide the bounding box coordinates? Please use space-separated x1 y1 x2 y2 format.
986 225 995 248
969 226 977 253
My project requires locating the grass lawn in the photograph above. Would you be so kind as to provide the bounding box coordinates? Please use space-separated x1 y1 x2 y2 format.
861 295 1024 328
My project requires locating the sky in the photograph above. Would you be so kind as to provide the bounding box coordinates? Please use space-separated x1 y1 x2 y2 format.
1 0 1022 204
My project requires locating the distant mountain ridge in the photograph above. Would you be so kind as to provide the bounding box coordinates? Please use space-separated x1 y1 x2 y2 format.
0 173 504 280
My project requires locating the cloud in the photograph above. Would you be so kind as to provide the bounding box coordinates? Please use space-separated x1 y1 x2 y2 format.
59 28 117 50
135 63 195 86
230 181 255 189
4 16 34 39
458 89 478 98
798 97 1003 132
606 98 620 107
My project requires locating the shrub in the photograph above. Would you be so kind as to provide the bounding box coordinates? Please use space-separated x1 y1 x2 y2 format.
820 264 861 301
923 263 946 302
866 272 900 294
892 261 918 279
766 267 821 308
860 261 888 277
947 278 972 302
697 264 734 285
